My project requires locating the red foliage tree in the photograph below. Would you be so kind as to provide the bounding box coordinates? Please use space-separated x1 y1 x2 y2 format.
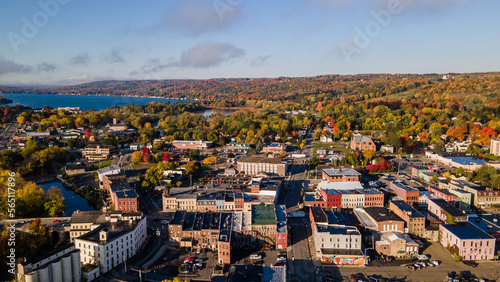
142 147 150 162
163 152 170 162
84 128 92 139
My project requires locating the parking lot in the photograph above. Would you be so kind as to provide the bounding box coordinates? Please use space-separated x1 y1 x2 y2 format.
320 243 500 281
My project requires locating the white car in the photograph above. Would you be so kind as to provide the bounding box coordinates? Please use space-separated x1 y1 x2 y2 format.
418 255 429 260
431 260 440 266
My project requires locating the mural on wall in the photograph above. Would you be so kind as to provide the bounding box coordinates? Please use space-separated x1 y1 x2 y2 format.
322 255 365 265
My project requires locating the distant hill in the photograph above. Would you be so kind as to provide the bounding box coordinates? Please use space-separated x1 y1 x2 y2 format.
1 72 499 107
0 96 12 105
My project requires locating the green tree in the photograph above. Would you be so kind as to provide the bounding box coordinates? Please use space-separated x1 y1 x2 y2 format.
44 199 65 217
131 151 142 163
384 131 402 151
308 156 319 169
185 161 201 176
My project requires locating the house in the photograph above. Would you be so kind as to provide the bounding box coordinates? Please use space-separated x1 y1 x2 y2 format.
440 222 495 260
380 145 394 153
65 163 86 175
350 134 376 151
129 143 143 151
320 135 333 143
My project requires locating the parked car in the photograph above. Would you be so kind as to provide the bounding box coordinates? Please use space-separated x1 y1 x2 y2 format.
431 260 440 266
418 255 429 260
184 257 195 262
426 262 434 267
350 274 362 279
52 220 61 223
194 263 203 269
181 269 190 274
250 254 262 260
463 260 478 267
195 258 204 263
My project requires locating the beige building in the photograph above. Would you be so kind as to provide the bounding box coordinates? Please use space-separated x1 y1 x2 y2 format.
163 194 197 211
82 144 114 162
490 139 500 157
237 157 287 177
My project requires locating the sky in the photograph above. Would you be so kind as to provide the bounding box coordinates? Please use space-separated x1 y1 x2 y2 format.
0 0 499 86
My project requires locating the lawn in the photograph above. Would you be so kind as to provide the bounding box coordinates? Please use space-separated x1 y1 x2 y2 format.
312 141 350 155
88 160 112 170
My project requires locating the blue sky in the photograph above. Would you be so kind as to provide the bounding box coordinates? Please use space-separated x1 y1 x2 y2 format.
0 0 499 86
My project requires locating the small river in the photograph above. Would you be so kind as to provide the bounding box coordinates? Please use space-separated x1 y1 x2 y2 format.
39 181 94 216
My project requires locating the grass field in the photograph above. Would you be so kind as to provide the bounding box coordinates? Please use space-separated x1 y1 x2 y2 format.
88 160 112 170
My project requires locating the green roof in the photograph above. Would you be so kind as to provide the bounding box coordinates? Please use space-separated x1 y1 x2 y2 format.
251 203 276 225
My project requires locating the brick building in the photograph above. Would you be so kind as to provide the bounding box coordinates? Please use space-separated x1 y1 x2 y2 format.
350 134 376 151
389 200 425 237
389 182 419 205
322 168 361 182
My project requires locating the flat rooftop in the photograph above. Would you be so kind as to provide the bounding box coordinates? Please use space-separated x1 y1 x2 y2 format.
310 207 328 224
252 203 277 225
441 222 495 240
364 207 404 223
429 198 465 217
391 182 418 192
318 181 364 191
317 225 360 235
391 201 424 218
238 157 285 164
323 168 361 177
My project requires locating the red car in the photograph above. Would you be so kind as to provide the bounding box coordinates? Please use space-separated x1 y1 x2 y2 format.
184 257 195 262
350 274 362 279
53 220 61 223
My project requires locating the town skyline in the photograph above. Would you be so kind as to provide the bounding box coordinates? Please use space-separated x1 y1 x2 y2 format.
1 0 500 86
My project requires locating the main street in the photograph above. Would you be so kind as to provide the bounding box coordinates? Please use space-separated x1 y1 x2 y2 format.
283 125 319 282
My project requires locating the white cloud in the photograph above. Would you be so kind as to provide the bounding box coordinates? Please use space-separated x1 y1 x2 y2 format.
69 52 90 66
179 42 245 68
0 57 32 76
164 0 240 34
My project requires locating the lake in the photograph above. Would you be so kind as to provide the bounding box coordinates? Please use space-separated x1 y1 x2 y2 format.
40 181 94 216
0 93 182 111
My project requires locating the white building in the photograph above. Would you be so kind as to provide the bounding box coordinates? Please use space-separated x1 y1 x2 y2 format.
320 135 333 143
97 165 121 182
74 212 147 274
491 139 500 157
17 244 81 282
